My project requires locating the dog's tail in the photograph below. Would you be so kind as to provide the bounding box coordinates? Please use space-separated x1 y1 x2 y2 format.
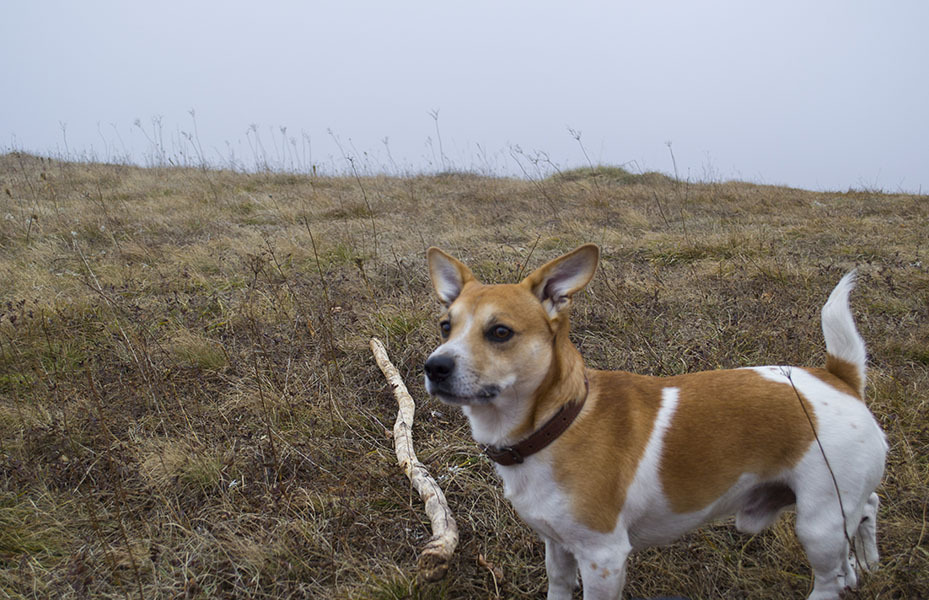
821 270 867 398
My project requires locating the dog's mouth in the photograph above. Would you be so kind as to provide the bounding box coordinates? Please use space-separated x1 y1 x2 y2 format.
429 384 500 406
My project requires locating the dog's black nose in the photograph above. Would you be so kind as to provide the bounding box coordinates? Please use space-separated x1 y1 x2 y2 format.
424 354 455 382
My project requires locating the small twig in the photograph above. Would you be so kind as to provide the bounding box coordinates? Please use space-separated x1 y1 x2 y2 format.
253 353 282 486
651 190 672 229
568 127 605 204
665 140 690 240
86 367 146 600
328 129 379 259
515 234 542 281
369 337 459 581
478 553 503 598
428 109 449 172
305 222 346 392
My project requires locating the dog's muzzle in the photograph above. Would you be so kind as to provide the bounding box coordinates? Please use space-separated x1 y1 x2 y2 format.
424 354 499 404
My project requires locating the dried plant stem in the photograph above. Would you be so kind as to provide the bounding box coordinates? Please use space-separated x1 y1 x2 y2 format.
782 367 859 573
369 337 459 582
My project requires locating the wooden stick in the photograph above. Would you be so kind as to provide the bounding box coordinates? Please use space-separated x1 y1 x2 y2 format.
369 337 459 582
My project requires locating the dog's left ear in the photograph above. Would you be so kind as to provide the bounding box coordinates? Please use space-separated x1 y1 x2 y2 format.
521 244 599 318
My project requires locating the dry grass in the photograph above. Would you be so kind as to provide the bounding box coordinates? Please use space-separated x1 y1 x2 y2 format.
0 152 927 599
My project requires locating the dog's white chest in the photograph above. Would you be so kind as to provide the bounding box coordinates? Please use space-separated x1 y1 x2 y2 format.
497 459 582 545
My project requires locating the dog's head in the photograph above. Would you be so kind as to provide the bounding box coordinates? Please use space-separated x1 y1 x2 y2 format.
424 244 599 408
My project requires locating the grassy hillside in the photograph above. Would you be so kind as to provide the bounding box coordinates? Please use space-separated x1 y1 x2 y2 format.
1 152 926 599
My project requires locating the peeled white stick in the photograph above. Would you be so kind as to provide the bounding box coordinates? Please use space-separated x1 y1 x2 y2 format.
369 338 459 582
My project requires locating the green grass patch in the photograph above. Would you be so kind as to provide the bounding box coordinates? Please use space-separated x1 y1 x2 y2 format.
0 492 68 565
644 237 752 266
168 332 229 371
323 203 375 220
357 573 449 600
374 310 429 340
555 165 673 186
887 343 929 366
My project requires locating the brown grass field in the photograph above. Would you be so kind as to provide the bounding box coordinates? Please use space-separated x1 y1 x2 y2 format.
0 152 927 599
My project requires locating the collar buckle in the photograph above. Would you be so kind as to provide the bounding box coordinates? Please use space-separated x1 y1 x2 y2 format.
500 446 523 464
481 444 524 465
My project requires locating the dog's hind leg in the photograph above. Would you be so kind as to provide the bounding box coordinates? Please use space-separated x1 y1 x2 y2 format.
545 538 578 600
794 486 852 600
854 492 880 572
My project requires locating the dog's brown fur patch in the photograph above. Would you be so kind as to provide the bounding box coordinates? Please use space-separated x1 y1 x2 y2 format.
554 368 821 530
658 369 817 514
824 355 863 398
553 370 663 533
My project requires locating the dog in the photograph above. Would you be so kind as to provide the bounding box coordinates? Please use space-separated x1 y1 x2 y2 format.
423 244 887 600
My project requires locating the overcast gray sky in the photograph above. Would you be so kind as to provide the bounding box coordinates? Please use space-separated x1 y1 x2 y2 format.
2 1 927 192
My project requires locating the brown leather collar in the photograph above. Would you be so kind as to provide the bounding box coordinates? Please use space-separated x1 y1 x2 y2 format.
482 378 589 466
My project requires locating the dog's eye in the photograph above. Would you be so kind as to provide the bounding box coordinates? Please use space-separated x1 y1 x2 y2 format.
439 320 451 338
487 325 514 342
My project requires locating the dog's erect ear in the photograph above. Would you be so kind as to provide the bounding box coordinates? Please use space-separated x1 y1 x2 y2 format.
427 247 478 306
521 244 599 317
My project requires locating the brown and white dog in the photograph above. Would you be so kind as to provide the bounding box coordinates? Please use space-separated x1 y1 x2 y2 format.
424 244 887 600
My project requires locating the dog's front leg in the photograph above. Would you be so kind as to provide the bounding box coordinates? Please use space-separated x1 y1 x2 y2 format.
545 538 579 600
577 543 631 600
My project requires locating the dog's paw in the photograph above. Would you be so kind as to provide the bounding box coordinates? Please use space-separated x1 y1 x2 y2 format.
840 556 860 590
